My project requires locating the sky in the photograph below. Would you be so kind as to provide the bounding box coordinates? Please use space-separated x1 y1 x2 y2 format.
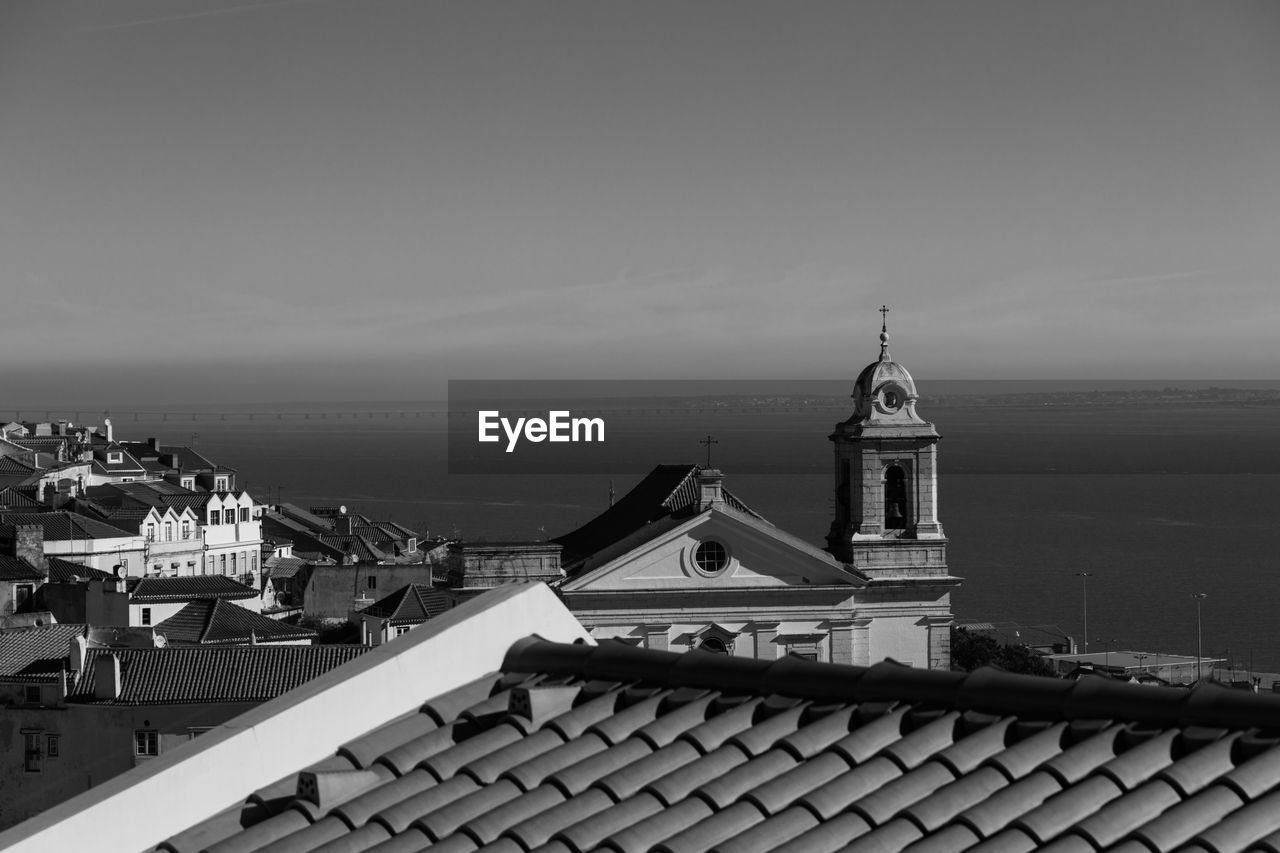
3 0 1279 405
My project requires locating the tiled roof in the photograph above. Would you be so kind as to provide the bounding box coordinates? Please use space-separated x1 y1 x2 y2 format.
0 624 84 682
0 511 136 541
158 493 213 512
265 555 308 579
0 555 44 581
315 534 387 563
128 575 259 604
155 599 318 645
0 486 41 510
46 557 115 582
358 583 448 625
276 503 341 533
160 637 1280 853
0 456 36 476
69 645 367 705
554 465 766 572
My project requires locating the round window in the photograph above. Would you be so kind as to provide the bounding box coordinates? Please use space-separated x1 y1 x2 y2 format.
693 540 729 574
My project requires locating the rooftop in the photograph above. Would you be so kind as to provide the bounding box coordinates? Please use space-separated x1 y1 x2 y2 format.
154 599 318 646
0 511 136 542
553 464 765 572
68 645 367 705
357 582 449 625
127 575 259 604
18 584 1280 853
0 623 85 683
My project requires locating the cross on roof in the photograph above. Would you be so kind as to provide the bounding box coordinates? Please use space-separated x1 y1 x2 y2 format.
880 304 889 328
699 434 718 468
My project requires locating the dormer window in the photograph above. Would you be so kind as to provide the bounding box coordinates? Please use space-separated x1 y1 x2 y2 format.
107 452 122 464
209 510 220 525
215 478 227 491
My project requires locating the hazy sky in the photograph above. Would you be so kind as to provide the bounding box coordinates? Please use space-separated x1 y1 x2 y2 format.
3 0 1279 404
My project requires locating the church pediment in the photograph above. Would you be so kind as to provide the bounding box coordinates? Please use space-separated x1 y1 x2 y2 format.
561 506 858 593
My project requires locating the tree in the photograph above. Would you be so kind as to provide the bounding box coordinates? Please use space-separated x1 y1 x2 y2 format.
951 627 1056 677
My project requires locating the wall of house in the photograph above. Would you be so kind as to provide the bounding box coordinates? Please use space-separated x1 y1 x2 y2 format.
0 700 256 830
303 564 436 621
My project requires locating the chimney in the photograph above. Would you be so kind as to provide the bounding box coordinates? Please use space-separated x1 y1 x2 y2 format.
148 437 160 452
335 515 354 535
103 417 113 442
93 654 122 700
696 468 725 511
69 634 88 675
15 524 49 576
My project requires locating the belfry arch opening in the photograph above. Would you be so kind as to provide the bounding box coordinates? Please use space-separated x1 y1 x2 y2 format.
884 465 908 530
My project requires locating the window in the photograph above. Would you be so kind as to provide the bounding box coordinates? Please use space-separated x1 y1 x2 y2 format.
24 685 41 704
407 538 417 553
884 465 908 530
24 733 42 772
239 507 249 522
209 510 220 525
367 576 377 590
187 727 212 740
181 478 193 489
395 625 412 637
220 554 227 574
15 584 34 610
146 524 156 542
250 553 258 573
134 730 159 757
699 637 729 654
46 735 60 758
182 521 191 539
164 522 173 541
693 541 729 575
231 553 237 573
170 562 180 571
107 452 122 464
215 478 227 491
141 607 152 626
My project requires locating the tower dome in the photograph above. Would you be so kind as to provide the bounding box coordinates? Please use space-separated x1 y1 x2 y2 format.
848 309 923 425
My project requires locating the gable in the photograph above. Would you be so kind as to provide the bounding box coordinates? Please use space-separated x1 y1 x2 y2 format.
561 505 858 593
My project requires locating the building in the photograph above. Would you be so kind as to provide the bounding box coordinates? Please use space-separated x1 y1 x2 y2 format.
352 582 449 646
0 513 144 575
9 582 1280 852
555 322 957 668
0 637 366 830
126 575 262 628
153 598 318 646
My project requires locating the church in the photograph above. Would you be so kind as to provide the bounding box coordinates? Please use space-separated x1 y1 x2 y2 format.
555 316 959 668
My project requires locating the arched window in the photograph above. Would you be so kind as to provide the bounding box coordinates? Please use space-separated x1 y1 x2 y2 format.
884 465 908 530
699 637 729 654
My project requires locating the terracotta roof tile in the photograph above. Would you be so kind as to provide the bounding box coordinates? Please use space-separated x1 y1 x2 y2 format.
69 645 366 705
129 575 258 603
146 638 1280 853
155 599 317 645
0 623 84 682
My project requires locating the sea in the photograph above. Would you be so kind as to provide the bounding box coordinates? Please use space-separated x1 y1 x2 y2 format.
98 397 1280 672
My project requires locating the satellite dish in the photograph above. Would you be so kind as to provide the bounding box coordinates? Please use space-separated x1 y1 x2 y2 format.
154 634 167 648
339 505 347 515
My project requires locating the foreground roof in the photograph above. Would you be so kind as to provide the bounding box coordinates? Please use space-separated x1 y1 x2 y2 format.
69 645 366 705
145 637 1280 853
154 599 318 645
553 464 766 572
46 557 115 582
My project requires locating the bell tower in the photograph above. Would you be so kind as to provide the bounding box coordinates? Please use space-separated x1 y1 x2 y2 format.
827 308 947 577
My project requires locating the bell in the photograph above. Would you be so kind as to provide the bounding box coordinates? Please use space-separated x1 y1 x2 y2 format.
886 502 904 522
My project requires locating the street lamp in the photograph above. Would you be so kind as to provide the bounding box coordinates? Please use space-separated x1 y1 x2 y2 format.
1075 572 1093 655
1192 593 1207 683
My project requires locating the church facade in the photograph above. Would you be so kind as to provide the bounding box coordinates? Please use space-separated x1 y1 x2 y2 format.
556 319 958 668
